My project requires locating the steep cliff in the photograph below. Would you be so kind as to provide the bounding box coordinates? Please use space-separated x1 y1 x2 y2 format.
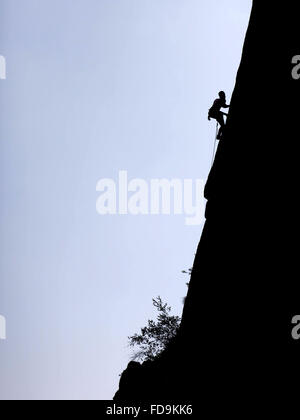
114 1 300 404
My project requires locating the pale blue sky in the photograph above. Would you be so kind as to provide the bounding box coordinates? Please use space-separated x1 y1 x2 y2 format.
0 0 251 400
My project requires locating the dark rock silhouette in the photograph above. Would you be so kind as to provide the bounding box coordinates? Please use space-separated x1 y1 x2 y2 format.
114 1 300 404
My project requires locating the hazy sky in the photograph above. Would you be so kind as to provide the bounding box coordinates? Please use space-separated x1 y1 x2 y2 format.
0 0 251 400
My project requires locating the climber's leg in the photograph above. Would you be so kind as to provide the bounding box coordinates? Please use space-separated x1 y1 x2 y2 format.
216 113 225 140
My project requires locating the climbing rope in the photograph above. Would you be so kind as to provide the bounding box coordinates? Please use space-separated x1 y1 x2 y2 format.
211 122 219 167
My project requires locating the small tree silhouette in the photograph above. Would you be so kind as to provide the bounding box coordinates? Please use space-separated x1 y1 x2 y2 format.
128 296 181 362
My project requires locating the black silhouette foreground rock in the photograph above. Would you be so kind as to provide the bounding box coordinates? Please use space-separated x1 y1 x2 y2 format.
114 1 300 405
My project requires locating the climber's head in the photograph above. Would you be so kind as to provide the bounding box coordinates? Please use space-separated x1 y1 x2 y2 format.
219 91 226 100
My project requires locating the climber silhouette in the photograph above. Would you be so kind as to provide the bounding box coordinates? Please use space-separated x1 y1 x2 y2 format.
208 91 230 140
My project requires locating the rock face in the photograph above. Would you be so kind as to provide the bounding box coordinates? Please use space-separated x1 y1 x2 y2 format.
114 1 300 404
